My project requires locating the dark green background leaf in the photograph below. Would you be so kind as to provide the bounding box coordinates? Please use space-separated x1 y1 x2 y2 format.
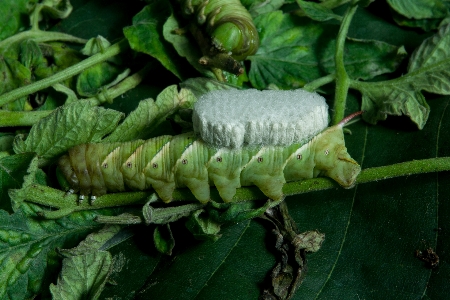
0 0 31 41
0 153 35 212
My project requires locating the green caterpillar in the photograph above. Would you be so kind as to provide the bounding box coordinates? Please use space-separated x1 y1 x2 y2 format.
180 0 259 60
58 112 362 203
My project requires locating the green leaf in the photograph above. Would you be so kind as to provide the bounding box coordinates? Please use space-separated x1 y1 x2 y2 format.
153 224 175 255
104 85 196 142
0 0 31 41
123 1 187 80
313 0 353 9
41 42 83 82
13 100 123 162
351 23 450 128
50 251 112 300
387 0 448 20
248 11 406 89
0 133 14 153
58 225 123 257
323 37 407 81
163 12 214 77
296 0 342 22
81 36 112 56
0 57 31 111
391 9 443 31
99 236 162 299
408 23 450 73
0 203 107 299
179 77 237 98
185 209 222 241
136 220 275 299
248 11 323 89
76 62 123 97
0 153 35 212
79 36 122 66
75 35 127 97
19 40 46 71
241 0 286 17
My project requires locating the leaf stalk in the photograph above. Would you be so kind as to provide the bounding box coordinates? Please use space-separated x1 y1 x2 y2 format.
332 4 358 125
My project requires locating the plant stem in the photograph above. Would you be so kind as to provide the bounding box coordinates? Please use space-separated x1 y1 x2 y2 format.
331 4 358 125
0 30 86 52
16 156 450 218
303 74 336 92
283 157 450 197
31 4 44 31
0 39 129 107
0 110 52 127
87 62 153 105
0 63 152 127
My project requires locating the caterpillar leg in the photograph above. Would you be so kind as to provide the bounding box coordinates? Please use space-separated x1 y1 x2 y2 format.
209 174 241 203
181 178 210 204
58 154 80 193
67 145 93 196
251 176 285 202
147 179 176 203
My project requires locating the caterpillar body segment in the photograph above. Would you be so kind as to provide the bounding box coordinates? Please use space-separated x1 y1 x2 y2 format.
58 123 361 204
181 0 259 60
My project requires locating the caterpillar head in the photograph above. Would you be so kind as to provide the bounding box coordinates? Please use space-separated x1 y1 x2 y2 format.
211 17 259 60
313 112 363 188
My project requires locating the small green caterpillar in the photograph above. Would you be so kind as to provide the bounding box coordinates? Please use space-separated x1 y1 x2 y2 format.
58 112 362 203
180 0 259 60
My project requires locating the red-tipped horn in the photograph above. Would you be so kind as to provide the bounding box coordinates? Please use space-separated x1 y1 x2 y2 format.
338 111 364 127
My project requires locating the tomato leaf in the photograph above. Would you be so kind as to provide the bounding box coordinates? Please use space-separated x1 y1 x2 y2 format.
13 101 123 162
50 251 113 300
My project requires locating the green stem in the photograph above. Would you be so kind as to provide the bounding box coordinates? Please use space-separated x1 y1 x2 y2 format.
0 39 129 107
0 30 86 52
331 4 358 125
0 110 52 127
31 4 44 31
0 63 151 127
87 62 153 105
17 157 450 218
303 74 336 92
283 157 450 197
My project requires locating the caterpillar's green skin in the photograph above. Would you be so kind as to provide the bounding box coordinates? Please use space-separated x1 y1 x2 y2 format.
58 122 361 203
181 0 259 60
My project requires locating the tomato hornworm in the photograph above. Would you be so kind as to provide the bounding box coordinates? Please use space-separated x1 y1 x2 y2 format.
58 112 362 203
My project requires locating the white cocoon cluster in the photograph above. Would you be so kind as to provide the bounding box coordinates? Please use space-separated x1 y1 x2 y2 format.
192 89 329 148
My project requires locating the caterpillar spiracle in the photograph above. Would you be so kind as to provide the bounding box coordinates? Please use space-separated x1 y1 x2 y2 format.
180 0 259 60
57 112 362 204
